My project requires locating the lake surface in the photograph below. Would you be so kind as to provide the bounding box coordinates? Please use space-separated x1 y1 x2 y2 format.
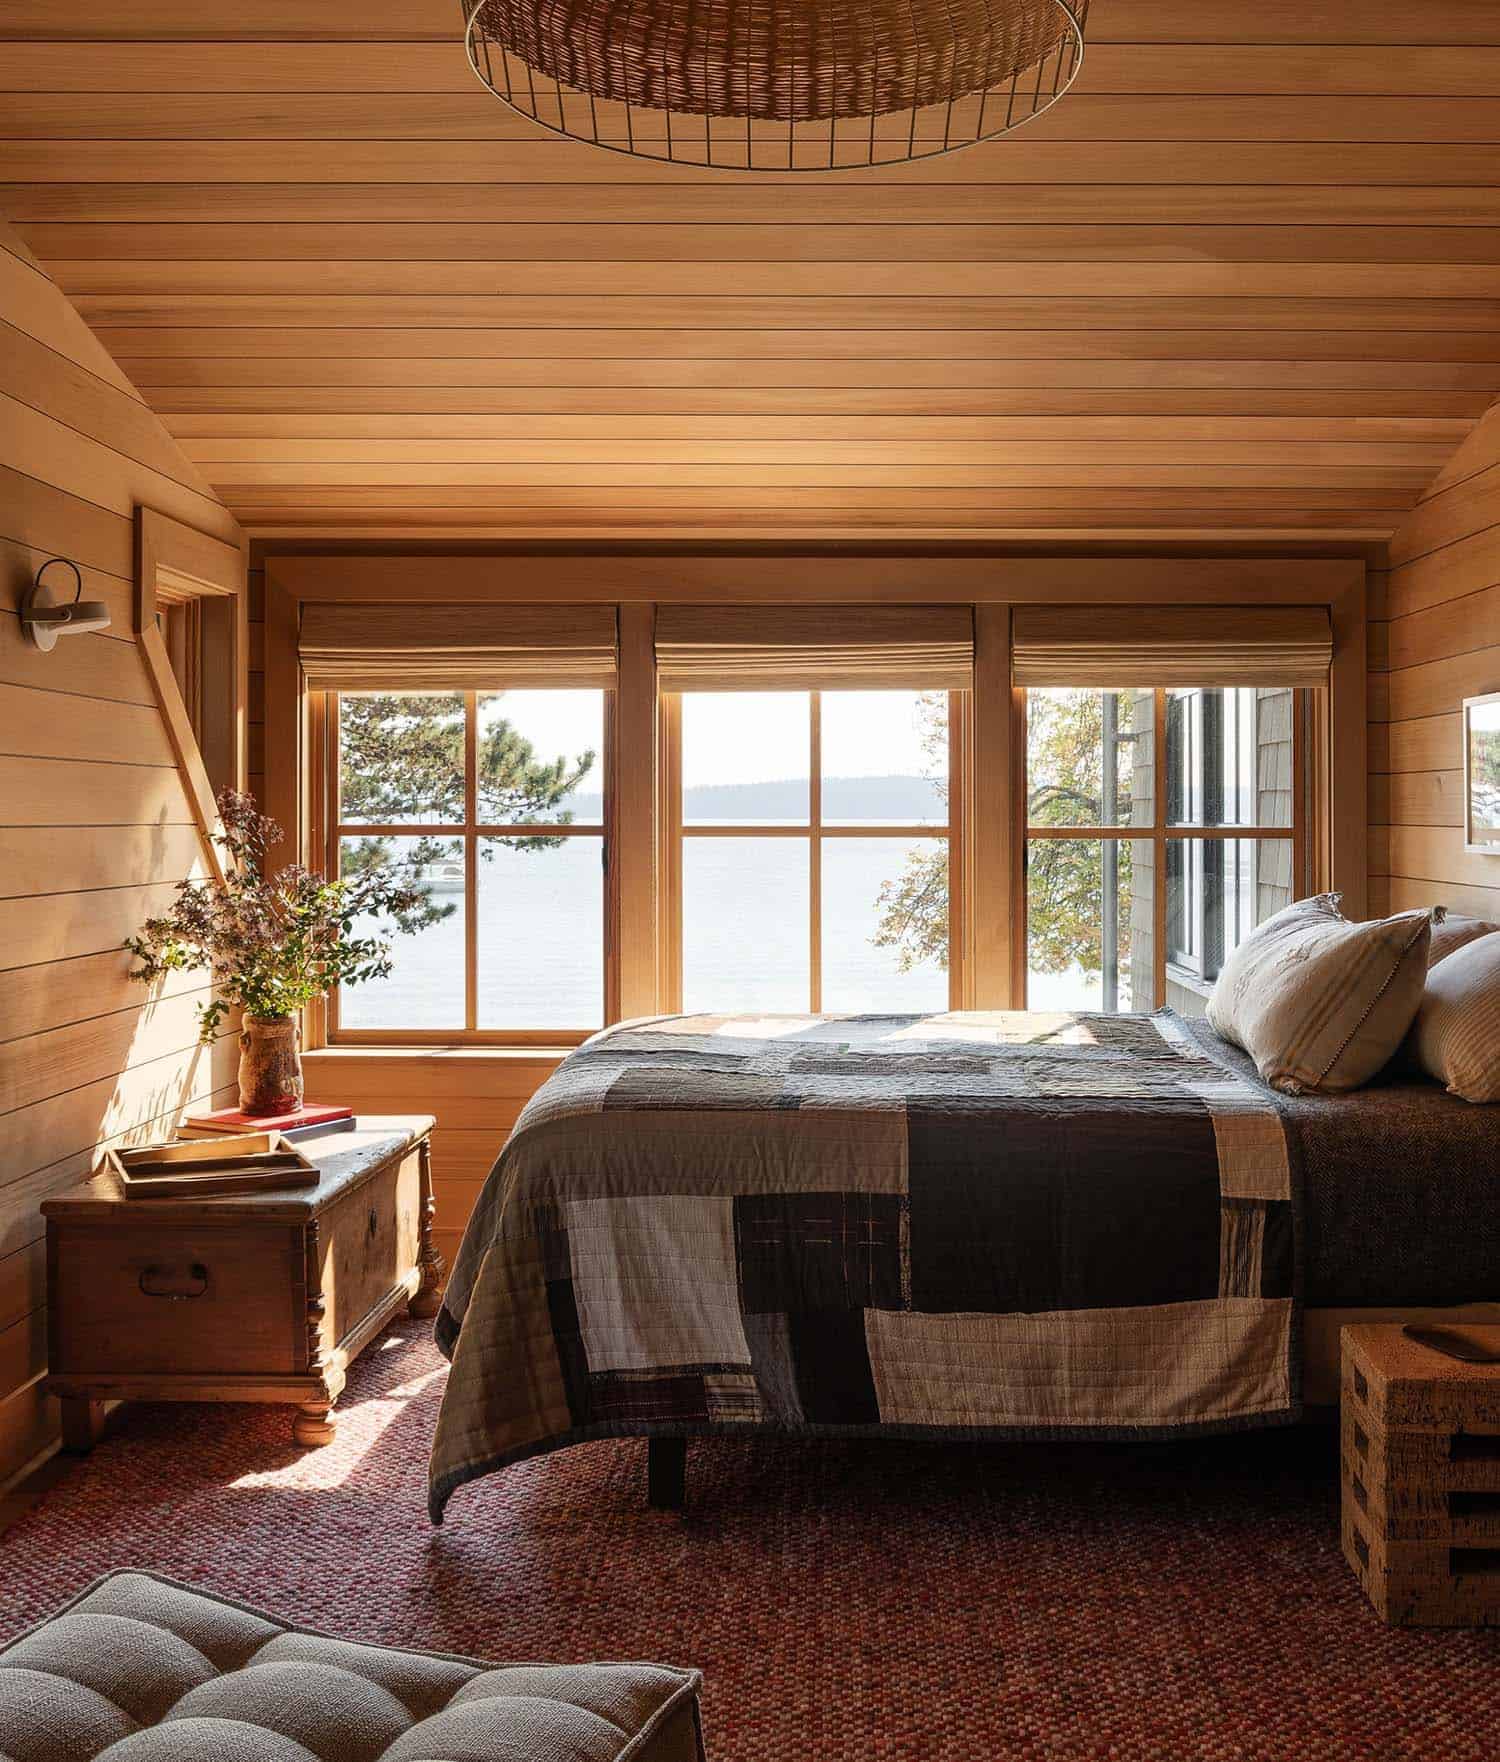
342 826 956 1030
340 764 1123 1029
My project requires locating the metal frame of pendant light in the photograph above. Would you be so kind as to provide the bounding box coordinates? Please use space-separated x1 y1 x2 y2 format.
461 0 1088 170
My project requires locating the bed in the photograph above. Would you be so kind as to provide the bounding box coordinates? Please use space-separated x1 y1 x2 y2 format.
428 1008 1498 1521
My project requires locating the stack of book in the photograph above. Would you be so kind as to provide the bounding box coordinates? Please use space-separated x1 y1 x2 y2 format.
179 1102 355 1144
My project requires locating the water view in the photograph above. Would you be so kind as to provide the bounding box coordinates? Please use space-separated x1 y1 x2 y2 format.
343 819 952 1030
336 683 1286 1032
338 687 957 1031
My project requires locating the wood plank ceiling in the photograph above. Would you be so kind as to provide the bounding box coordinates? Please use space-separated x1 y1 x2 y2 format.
2 1 1499 542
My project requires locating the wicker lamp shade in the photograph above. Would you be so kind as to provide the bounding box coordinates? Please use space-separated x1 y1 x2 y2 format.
461 0 1088 169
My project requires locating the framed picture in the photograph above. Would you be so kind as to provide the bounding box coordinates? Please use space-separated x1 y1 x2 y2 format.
1464 693 1500 855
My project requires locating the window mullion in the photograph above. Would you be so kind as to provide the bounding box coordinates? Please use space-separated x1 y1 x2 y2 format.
1293 688 1310 897
809 689 822 1014
658 692 683 1013
1153 686 1168 1012
324 690 341 1043
948 689 966 1011
464 689 478 1036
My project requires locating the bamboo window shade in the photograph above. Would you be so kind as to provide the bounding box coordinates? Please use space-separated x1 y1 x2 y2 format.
655 605 974 691
298 603 618 691
1010 605 1333 690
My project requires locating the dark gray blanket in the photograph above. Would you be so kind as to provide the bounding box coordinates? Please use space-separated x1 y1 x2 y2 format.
1178 1017 1499 1308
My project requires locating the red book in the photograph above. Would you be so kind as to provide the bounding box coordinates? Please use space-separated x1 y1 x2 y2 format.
182 1103 354 1136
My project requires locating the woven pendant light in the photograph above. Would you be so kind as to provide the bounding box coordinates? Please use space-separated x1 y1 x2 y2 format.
462 0 1088 169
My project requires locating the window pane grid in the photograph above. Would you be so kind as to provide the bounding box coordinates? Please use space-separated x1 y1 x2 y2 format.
674 689 956 1015
328 688 607 1042
333 823 605 836
809 691 821 1013
682 823 945 838
1023 686 1307 1015
1026 826 1289 840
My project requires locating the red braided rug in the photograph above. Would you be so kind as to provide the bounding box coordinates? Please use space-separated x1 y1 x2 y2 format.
2 1317 1496 1760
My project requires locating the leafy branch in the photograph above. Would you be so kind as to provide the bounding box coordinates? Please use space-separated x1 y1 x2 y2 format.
125 789 436 1043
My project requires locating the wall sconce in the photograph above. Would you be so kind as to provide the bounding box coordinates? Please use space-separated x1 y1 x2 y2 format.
21 558 112 651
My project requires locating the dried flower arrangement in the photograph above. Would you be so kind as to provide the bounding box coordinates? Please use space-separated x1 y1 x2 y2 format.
126 789 437 1112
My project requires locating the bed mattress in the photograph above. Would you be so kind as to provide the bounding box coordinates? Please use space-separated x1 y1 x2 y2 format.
428 1008 1497 1518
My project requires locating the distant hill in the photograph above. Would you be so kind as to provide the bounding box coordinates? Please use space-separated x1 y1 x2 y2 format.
567 774 944 822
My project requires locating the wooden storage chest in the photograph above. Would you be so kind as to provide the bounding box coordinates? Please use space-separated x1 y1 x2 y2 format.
43 1116 443 1450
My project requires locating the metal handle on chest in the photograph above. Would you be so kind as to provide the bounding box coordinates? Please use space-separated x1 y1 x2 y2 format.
139 1262 209 1300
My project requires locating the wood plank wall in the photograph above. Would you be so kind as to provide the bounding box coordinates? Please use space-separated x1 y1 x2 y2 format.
0 220 243 1486
1369 400 1500 924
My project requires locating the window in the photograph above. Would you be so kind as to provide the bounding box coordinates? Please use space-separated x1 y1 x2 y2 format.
327 688 607 1042
1024 686 1305 1016
661 689 960 1014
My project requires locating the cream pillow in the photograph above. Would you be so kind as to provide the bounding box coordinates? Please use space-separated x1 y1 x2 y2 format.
1414 931 1500 1103
1205 894 1436 1094
1427 913 1500 969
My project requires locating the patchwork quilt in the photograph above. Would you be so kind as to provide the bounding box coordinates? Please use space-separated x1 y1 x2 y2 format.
429 1009 1299 1519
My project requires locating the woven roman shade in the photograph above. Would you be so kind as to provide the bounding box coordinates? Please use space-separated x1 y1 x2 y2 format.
655 605 974 691
1011 605 1333 689
299 603 618 692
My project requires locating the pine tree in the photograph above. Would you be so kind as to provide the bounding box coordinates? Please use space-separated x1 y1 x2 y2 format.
337 695 595 915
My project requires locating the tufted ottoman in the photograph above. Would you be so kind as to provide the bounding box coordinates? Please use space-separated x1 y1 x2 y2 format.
0 1570 706 1762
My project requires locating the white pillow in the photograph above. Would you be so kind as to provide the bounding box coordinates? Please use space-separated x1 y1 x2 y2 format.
1414 931 1500 1103
1427 913 1500 970
1206 894 1436 1094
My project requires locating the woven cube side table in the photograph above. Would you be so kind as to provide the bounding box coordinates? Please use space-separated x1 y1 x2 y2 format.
1341 1324 1500 1627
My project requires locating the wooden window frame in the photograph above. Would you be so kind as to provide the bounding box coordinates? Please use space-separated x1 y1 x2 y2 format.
134 506 246 883
318 685 616 1050
1018 685 1313 1010
656 687 970 1015
266 553 1365 1042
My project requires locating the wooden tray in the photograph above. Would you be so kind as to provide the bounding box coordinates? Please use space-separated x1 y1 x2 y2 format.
102 1132 319 1200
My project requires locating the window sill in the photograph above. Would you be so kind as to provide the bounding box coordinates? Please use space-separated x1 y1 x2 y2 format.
303 1045 568 1066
